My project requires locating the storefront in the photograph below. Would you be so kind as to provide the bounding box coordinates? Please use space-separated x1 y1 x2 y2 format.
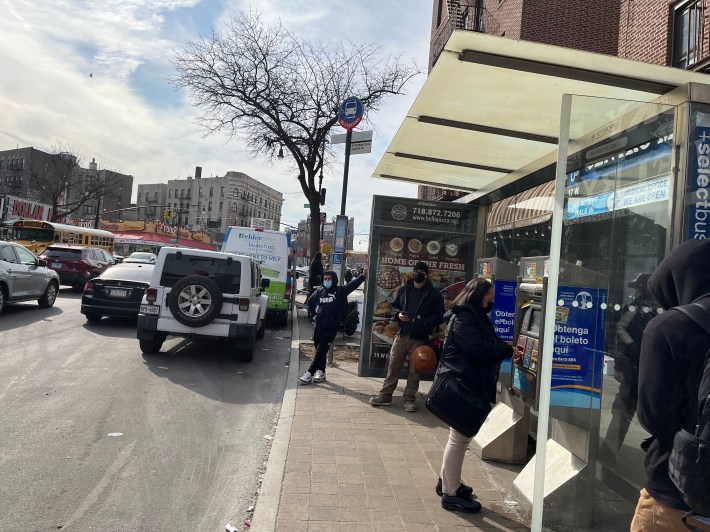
372 31 710 530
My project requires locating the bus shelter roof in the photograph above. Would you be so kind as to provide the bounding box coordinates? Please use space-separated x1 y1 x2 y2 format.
372 31 710 202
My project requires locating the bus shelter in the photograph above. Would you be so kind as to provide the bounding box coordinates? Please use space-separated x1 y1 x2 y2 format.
373 31 710 531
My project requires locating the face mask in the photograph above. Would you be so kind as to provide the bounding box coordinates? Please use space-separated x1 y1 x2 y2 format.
323 280 332 289
413 272 426 283
483 301 494 313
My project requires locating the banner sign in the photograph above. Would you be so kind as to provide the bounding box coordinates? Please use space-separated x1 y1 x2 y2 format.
334 215 348 253
688 126 710 240
550 285 607 409
565 175 670 221
373 196 476 233
5 195 60 221
492 279 517 376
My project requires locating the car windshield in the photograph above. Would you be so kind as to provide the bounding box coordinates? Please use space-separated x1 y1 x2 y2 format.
12 227 54 241
129 253 154 260
160 254 242 292
99 263 154 283
43 248 83 259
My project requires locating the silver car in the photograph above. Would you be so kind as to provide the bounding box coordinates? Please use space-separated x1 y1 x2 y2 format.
0 241 60 315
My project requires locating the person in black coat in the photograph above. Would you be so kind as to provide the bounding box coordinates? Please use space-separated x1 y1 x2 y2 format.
300 267 367 384
308 252 324 297
369 262 445 412
436 277 517 513
631 239 710 531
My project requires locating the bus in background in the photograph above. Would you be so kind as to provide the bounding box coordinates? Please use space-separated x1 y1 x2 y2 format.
10 220 115 255
221 226 291 326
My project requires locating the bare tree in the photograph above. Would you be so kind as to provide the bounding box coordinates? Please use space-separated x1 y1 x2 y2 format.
171 10 419 256
29 143 117 223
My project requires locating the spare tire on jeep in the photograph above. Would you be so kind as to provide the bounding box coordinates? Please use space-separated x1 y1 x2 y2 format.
168 275 223 327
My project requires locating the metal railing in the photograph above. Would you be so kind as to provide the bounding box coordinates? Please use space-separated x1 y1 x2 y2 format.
431 1 501 67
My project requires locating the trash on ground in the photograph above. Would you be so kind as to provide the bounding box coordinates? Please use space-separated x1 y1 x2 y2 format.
225 524 237 532
158 366 168 369
263 435 273 440
504 499 519 506
107 432 123 437
247 505 254 512
244 520 251 527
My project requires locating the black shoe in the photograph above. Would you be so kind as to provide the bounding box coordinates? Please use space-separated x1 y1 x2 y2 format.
436 477 475 499
442 494 482 513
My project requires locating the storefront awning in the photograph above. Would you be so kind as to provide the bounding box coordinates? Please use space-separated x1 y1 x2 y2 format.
373 31 710 200
487 181 555 233
113 231 216 251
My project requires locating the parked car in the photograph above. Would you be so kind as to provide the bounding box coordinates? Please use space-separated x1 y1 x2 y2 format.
295 266 309 279
0 241 59 315
40 245 113 289
136 247 269 360
125 252 157 264
81 262 155 322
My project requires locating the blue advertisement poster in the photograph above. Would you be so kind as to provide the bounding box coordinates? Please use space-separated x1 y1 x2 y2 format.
551 285 607 409
492 279 517 375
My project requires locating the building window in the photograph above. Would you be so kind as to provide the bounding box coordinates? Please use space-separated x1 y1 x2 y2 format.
138 192 142 200
221 187 225 197
219 201 223 211
154 191 158 199
232 202 237 211
208 201 212 211
169 190 172 197
209 187 214 197
672 0 703 68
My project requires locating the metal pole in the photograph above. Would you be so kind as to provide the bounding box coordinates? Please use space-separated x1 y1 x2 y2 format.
341 129 352 215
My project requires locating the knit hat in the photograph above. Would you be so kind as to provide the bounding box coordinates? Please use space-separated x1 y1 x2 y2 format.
413 261 429 274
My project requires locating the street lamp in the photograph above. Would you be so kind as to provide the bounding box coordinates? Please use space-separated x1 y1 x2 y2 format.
264 136 285 159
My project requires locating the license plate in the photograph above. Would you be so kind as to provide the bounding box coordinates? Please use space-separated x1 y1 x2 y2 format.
108 288 129 297
139 304 160 315
52 262 62 268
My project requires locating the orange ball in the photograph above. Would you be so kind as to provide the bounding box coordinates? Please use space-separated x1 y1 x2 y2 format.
412 345 437 373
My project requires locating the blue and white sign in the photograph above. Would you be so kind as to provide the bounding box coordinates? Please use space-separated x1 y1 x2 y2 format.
550 285 607 409
338 96 363 130
332 253 343 266
688 126 710 240
334 215 348 254
565 175 670 221
492 280 517 376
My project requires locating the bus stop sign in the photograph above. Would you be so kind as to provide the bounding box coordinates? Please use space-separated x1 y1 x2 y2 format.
338 96 363 130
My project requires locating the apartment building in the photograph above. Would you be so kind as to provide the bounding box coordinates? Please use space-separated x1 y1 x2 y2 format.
136 168 283 242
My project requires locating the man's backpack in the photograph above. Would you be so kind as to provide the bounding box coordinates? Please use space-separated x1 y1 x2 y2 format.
668 296 710 516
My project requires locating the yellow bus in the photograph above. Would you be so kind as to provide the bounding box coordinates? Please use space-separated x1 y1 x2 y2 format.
10 220 115 255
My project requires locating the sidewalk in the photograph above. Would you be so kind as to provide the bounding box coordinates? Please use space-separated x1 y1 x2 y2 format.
250 302 531 531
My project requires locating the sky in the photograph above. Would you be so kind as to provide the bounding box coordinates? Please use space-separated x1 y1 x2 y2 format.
0 0 433 249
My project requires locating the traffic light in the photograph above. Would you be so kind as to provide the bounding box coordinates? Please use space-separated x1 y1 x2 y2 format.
319 188 326 205
164 208 172 224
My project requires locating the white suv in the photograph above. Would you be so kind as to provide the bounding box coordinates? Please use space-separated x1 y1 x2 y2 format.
136 247 269 361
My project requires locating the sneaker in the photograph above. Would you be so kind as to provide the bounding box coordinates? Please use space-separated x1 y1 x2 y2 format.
441 494 482 513
404 400 417 412
299 371 313 384
313 370 326 383
369 394 392 407
436 477 475 499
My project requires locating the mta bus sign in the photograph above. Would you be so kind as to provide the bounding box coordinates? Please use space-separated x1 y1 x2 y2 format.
338 96 363 130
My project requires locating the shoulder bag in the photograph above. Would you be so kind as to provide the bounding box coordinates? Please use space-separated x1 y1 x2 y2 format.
425 315 492 438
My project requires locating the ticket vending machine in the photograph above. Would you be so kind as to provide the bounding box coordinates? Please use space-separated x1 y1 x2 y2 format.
510 256 609 526
471 257 531 464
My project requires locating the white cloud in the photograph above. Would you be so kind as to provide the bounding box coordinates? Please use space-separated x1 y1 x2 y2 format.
0 0 431 246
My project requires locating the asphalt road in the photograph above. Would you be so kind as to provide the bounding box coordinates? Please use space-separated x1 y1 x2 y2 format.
0 288 291 532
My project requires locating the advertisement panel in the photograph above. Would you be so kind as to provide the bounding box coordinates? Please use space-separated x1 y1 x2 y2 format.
550 285 607 409
361 196 477 377
492 279 517 376
688 125 710 240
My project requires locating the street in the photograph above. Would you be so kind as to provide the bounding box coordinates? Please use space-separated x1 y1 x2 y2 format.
0 288 291 531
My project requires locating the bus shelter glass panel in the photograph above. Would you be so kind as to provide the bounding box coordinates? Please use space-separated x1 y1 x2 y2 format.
538 95 676 531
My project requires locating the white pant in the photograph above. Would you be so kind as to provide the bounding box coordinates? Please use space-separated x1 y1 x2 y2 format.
440 427 473 495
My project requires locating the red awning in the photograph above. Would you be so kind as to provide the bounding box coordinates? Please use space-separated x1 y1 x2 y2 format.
113 231 216 251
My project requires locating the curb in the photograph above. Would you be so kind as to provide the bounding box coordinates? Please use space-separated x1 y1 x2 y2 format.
249 305 300 531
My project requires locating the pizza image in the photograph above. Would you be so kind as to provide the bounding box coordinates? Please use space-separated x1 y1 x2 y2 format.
390 238 404 252
377 266 402 289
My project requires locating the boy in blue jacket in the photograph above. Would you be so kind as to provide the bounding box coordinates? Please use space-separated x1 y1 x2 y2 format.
300 267 367 384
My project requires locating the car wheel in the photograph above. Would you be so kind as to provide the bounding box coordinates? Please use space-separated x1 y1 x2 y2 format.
234 332 256 362
256 317 266 339
38 281 58 308
278 311 289 327
85 313 102 323
345 321 357 336
140 336 164 354
0 285 6 316
168 275 223 328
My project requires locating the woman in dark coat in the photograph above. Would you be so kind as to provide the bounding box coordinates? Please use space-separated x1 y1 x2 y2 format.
436 277 518 513
308 252 324 296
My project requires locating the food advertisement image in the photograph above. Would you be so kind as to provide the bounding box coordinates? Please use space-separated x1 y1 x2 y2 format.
369 233 469 369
